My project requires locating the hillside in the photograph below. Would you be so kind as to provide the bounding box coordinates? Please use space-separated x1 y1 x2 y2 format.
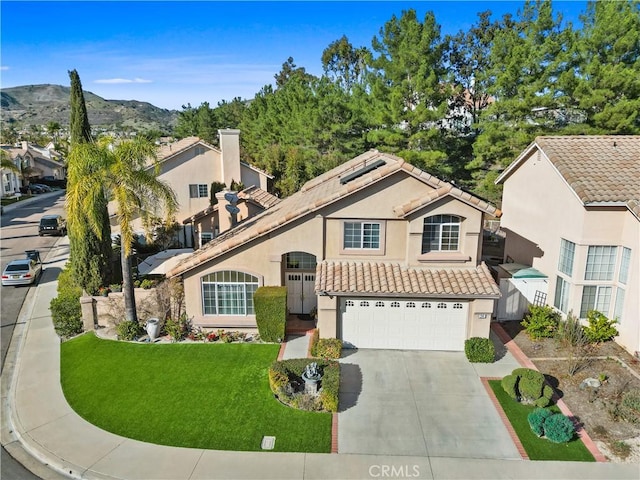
1 84 179 132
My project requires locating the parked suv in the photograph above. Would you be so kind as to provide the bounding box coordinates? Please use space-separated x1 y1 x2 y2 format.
39 214 67 236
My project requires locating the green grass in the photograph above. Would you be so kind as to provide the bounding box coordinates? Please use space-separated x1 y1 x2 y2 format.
61 333 332 452
488 380 595 461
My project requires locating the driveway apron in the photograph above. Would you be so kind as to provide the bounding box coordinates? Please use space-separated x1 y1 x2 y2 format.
338 349 521 460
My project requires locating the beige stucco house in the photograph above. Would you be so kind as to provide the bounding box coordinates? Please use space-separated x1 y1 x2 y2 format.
496 136 639 356
109 130 272 247
1 141 66 195
168 150 501 351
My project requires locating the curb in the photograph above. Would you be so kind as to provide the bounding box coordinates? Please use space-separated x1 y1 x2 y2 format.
1 190 65 214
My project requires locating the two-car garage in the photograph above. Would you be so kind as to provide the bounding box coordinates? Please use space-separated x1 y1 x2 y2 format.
339 298 469 351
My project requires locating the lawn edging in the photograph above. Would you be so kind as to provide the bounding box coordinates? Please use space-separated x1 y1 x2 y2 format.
491 322 608 462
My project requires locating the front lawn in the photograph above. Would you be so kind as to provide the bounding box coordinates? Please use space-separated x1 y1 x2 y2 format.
61 333 332 452
488 380 594 461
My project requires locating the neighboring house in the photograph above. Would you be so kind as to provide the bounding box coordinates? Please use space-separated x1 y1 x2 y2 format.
496 136 639 356
183 185 280 249
1 142 66 188
0 146 22 197
108 130 272 246
168 150 501 351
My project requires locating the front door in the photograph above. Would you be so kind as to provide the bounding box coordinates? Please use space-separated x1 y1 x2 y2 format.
285 272 317 314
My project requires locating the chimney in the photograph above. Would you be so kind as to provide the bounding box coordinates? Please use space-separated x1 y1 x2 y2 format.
218 129 241 187
21 141 28 151
215 189 239 234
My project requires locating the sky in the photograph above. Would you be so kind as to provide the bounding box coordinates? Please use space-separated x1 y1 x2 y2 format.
1 1 589 111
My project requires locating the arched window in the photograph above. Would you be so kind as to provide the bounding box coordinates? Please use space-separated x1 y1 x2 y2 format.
360 301 370 307
437 302 447 309
406 302 416 308
202 271 259 315
421 302 432 308
285 252 317 269
391 301 400 308
453 303 464 309
375 301 385 307
422 215 461 253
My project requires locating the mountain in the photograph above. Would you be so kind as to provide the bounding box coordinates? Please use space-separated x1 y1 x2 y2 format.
1 84 179 132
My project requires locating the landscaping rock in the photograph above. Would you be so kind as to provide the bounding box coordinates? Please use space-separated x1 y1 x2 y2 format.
579 377 601 389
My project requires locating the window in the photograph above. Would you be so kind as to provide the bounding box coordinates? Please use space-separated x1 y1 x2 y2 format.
422 215 460 253
453 303 463 309
343 222 380 249
285 252 317 269
391 301 400 308
437 303 447 309
554 276 570 313
202 271 259 315
619 247 631 284
585 246 617 281
406 302 416 308
421 302 431 308
200 232 213 246
346 300 355 307
580 285 612 318
194 146 205 155
189 184 208 198
558 239 575 276
614 288 625 323
375 301 385 307
359 301 369 307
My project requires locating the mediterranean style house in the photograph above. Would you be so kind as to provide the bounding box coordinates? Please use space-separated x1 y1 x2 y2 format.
1 141 66 196
168 150 502 351
496 136 639 356
108 130 272 247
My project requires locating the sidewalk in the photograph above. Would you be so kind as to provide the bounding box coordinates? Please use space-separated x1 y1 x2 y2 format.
1 237 638 479
1 189 65 214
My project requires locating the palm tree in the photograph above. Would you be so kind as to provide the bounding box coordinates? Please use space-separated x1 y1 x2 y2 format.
66 136 177 323
0 150 19 172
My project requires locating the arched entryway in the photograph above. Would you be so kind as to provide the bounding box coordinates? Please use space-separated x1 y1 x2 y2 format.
283 251 317 315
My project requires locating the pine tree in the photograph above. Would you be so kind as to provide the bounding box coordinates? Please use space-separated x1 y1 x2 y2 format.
67 69 112 294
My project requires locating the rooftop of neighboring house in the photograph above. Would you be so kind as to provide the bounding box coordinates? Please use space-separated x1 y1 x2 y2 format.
497 135 640 219
168 149 501 277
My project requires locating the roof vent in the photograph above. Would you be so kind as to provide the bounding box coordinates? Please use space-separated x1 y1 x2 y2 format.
340 159 386 185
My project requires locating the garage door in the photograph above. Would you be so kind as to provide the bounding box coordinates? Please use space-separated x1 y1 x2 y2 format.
340 298 468 351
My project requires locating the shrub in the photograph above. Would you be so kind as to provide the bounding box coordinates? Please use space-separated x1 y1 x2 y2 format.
309 328 320 356
543 413 575 443
164 314 191 342
528 408 553 436
254 286 286 342
139 278 156 290
464 337 495 363
622 389 640 413
501 368 554 407
315 338 343 359
521 305 560 340
501 374 518 399
116 320 142 341
50 267 83 339
583 310 618 343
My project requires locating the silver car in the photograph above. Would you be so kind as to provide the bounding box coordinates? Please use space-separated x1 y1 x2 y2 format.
1 259 43 286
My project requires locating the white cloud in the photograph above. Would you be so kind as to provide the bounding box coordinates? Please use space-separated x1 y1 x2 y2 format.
94 77 152 84
0 66 9 71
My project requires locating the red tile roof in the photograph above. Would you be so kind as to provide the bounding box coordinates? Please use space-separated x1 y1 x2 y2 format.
168 150 500 277
498 136 640 219
316 261 500 298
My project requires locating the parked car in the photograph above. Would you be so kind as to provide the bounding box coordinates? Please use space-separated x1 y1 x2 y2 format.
28 184 46 194
2 258 43 286
33 183 53 192
39 214 67 236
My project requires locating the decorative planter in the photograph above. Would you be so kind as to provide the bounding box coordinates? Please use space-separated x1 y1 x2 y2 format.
146 318 160 340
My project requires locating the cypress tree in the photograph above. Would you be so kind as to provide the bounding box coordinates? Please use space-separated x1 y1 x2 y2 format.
67 69 113 294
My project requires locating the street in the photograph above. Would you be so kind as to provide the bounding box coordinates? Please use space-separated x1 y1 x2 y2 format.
1 190 68 480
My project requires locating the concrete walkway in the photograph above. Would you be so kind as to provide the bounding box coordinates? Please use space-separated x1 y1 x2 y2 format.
1 237 638 479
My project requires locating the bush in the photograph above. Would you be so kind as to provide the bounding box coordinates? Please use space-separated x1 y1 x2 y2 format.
464 337 495 363
521 305 560 340
622 389 640 413
528 408 553 437
139 278 156 290
50 267 83 339
164 314 191 342
543 413 576 443
583 310 618 343
254 286 287 342
501 368 554 407
314 338 343 359
501 374 518 399
309 328 320 356
116 320 142 341
268 358 340 412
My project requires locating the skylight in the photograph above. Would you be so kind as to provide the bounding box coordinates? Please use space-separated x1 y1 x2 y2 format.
339 159 386 185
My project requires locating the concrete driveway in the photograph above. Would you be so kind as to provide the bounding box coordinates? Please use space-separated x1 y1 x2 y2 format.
338 348 521 459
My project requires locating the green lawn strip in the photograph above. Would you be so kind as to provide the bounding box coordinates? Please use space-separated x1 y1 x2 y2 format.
488 380 594 462
61 333 331 452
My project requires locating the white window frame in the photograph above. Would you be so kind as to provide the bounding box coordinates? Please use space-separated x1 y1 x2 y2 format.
554 276 570 313
422 215 461 253
189 183 209 199
580 285 612 318
585 245 617 281
201 271 259 316
558 238 575 276
340 220 385 255
200 232 213 246
613 287 625 323
619 247 631 284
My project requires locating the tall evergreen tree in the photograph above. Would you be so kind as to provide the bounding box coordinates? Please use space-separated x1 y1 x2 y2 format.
67 69 112 294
